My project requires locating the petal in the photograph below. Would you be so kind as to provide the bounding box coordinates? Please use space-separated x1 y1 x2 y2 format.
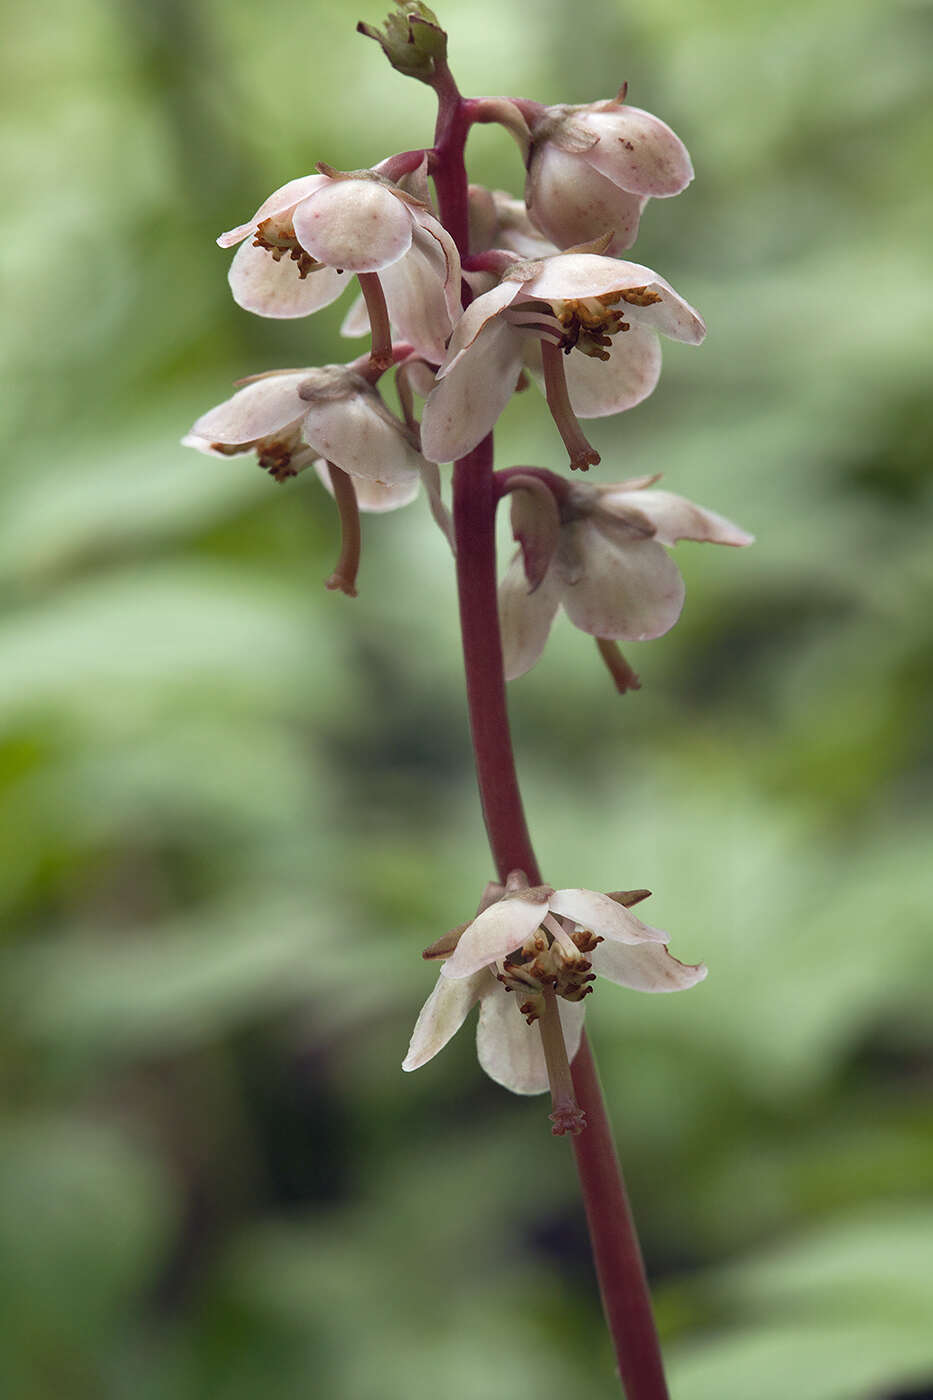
582 106 694 198
227 240 348 319
420 319 523 464
402 968 487 1070
562 323 662 417
181 432 238 459
498 549 561 681
379 231 454 363
340 290 371 338
300 388 423 486
217 174 328 248
524 255 706 344
476 990 586 1095
597 489 754 548
441 890 551 980
526 145 646 254
410 209 463 326
556 520 686 641
476 985 549 1093
189 372 310 446
589 939 707 992
292 179 413 272
549 888 670 945
313 458 420 512
435 280 523 379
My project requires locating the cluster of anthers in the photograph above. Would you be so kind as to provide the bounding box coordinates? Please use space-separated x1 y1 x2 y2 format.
183 2 751 1125
552 286 661 361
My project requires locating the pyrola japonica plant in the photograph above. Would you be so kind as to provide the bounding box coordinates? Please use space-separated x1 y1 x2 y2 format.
184 6 752 1394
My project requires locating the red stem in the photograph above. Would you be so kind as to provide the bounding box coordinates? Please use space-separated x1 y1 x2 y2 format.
571 1038 670 1400
435 62 670 1400
453 441 539 883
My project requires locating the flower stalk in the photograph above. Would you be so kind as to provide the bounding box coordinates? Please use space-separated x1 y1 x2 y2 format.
437 68 672 1400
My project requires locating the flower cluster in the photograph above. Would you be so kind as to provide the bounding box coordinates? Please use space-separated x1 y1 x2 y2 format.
404 873 705 1132
183 4 751 1118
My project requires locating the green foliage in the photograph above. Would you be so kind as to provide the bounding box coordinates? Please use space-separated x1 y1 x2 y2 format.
2 0 930 1395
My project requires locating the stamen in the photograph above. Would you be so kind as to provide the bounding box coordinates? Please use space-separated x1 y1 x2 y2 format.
538 987 587 1136
324 462 362 598
252 217 321 279
540 340 600 472
357 272 394 372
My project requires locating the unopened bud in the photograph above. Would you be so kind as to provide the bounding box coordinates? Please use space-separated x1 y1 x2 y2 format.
357 2 448 82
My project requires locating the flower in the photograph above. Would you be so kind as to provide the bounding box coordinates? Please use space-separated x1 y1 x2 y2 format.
468 185 559 260
217 159 461 362
418 251 704 468
182 365 427 489
525 96 693 255
403 873 706 1111
499 475 753 679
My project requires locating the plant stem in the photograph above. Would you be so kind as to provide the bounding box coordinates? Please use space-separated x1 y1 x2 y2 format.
436 62 670 1400
571 1036 670 1400
452 443 539 883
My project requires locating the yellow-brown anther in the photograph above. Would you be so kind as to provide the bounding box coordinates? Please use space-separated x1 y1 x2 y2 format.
553 295 634 361
252 216 324 280
256 438 300 483
618 286 663 307
495 923 603 1016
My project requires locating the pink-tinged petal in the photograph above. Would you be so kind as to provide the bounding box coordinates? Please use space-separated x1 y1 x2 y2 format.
410 209 463 326
492 191 560 259
524 253 658 301
435 280 523 379
420 319 523 464
526 144 646 254
589 939 707 992
292 179 413 272
441 890 550 980
217 174 328 248
228 240 348 319
402 968 487 1071
476 990 585 1095
498 549 561 681
300 389 423 486
582 106 694 197
599 489 755 548
556 520 686 641
549 888 669 945
339 292 370 338
476 986 549 1093
380 232 454 364
189 372 309 445
313 458 419 512
525 255 706 345
181 433 237 459
563 324 662 418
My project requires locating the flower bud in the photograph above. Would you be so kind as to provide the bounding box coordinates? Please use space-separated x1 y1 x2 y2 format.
357 2 447 82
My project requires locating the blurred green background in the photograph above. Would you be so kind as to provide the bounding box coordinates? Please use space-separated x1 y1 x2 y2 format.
2 0 931 1396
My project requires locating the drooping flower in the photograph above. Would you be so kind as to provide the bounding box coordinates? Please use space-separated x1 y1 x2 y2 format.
403 872 705 1129
217 158 461 363
499 474 753 679
419 251 704 469
525 95 693 255
182 365 426 489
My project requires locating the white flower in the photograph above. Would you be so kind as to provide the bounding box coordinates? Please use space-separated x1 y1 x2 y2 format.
419 252 704 468
217 160 461 362
403 874 706 1104
500 475 753 679
182 366 426 489
467 186 559 260
526 97 693 255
